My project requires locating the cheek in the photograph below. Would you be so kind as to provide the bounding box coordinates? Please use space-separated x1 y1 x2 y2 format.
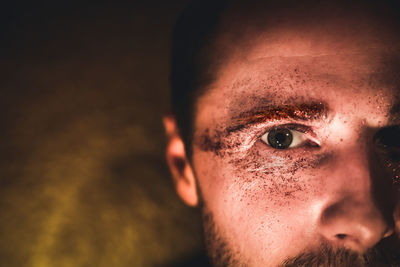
194 150 323 264
193 146 324 240
194 141 327 216
195 138 331 259
193 151 232 207
227 140 328 200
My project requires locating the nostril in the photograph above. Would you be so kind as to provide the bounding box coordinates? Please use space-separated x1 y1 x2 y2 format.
320 200 391 252
336 234 347 240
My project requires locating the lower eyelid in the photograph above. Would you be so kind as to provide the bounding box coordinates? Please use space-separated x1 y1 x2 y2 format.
305 134 321 147
250 141 327 166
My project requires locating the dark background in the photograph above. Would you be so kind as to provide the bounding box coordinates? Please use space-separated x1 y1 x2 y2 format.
0 1 204 266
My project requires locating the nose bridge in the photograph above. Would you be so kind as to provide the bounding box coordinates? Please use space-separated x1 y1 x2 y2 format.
318 143 393 252
335 143 372 198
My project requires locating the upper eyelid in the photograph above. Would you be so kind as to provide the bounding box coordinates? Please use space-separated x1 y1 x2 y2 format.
258 123 314 139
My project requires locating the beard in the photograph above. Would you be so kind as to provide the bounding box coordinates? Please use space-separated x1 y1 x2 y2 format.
201 206 400 267
280 244 400 267
202 207 243 267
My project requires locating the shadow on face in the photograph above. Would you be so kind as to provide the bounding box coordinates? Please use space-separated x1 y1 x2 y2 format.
168 1 400 266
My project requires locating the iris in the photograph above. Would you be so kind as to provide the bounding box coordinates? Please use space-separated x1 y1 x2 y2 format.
267 128 293 149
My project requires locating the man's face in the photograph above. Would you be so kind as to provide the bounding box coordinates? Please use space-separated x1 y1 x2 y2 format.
190 12 400 266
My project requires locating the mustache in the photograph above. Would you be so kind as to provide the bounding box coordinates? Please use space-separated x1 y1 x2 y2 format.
280 243 400 267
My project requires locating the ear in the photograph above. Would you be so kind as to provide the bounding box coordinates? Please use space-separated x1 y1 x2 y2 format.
163 114 198 207
394 202 400 238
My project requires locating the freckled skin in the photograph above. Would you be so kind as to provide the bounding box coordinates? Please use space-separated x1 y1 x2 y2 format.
190 7 400 267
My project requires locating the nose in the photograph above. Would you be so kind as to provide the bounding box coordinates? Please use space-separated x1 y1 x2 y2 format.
318 147 394 253
319 197 393 252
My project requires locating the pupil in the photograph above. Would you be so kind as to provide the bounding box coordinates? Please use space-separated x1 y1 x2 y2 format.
276 133 288 143
267 128 293 149
375 126 400 147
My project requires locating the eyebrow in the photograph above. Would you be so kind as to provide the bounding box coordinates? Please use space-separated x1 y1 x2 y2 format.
226 102 329 134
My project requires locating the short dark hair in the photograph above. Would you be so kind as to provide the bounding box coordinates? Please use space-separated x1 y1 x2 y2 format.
170 0 229 158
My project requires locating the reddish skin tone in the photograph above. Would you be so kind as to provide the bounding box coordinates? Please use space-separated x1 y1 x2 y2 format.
165 10 400 267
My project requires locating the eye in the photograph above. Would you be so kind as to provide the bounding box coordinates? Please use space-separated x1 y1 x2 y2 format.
261 128 310 149
374 126 400 148
374 126 400 160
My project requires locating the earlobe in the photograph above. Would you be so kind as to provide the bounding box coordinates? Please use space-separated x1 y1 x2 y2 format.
163 115 198 207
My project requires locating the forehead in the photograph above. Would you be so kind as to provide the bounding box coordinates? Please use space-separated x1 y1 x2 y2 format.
194 9 400 127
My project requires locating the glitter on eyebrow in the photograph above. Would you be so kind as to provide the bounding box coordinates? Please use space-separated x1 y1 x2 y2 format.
226 102 329 134
196 102 329 155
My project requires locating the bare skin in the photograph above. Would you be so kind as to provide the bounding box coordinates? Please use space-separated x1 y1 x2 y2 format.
165 4 400 267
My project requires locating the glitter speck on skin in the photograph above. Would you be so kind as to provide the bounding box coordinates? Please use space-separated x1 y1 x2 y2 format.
188 2 400 264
